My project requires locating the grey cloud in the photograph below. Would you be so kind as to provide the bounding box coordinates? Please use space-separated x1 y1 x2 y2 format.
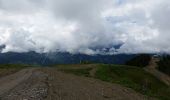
0 0 170 55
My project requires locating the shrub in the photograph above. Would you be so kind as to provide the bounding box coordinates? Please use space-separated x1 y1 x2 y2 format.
158 56 170 76
126 54 151 68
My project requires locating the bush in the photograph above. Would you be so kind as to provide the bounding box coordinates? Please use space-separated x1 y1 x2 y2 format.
158 56 170 76
126 54 151 68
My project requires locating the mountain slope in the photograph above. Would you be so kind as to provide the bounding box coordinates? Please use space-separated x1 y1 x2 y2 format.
0 52 135 65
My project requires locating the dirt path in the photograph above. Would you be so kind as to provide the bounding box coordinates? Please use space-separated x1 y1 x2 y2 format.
144 57 170 86
0 68 49 100
41 68 151 100
0 68 154 100
0 68 34 96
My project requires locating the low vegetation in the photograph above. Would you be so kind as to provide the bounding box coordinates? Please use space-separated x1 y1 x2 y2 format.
95 65 170 100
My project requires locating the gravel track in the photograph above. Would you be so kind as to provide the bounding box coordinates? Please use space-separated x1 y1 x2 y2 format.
0 68 153 100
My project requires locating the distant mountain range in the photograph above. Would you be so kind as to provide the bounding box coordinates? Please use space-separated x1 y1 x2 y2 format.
0 52 136 66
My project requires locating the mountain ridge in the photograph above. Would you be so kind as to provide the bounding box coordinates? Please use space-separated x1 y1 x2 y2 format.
0 52 135 66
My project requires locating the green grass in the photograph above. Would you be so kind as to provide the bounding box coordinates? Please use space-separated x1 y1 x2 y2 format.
95 64 170 100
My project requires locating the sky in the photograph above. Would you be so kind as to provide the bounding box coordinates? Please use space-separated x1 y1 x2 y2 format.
0 0 170 55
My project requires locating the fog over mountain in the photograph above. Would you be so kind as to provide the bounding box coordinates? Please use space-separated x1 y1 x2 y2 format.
0 0 170 54
0 52 136 65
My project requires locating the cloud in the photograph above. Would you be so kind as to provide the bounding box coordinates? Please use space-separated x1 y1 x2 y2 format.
0 0 170 55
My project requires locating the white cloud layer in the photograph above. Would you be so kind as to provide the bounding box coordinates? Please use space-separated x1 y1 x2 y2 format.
0 0 170 54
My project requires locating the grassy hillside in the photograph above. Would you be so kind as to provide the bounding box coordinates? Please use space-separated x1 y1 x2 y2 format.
56 64 170 100
95 65 170 100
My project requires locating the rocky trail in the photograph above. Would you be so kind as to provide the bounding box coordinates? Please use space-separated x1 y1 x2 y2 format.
0 68 152 100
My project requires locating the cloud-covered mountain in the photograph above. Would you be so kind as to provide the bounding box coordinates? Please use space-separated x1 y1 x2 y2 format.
0 0 170 54
0 52 135 65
